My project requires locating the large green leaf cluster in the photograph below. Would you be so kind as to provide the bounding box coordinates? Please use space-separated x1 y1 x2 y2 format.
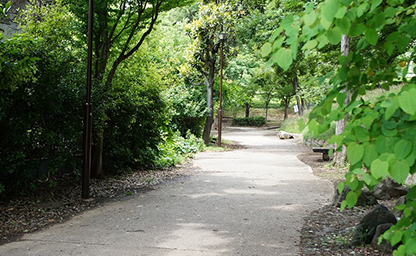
0 3 85 195
264 0 416 254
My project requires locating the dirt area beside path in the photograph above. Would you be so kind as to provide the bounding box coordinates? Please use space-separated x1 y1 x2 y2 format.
297 153 393 256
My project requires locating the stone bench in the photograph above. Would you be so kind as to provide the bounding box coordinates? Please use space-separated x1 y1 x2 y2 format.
312 147 331 161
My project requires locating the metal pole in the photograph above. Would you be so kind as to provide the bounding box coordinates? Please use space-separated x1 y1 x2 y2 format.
82 0 93 199
218 39 224 147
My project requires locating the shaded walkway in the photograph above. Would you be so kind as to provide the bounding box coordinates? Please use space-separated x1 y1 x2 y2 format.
0 127 333 255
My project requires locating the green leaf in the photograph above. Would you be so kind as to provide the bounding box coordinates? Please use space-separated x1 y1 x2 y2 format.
395 245 406 256
365 28 378 46
320 16 332 30
273 37 285 51
322 0 341 24
340 200 348 211
381 126 398 137
337 182 345 194
357 2 369 17
406 186 416 199
371 159 389 179
399 89 416 115
261 43 272 57
397 35 411 53
385 97 400 120
390 159 410 183
304 11 318 27
335 6 347 19
275 48 293 71
404 238 416 254
346 191 358 208
394 139 412 159
347 143 364 165
351 23 366 36
363 173 373 186
302 40 318 50
327 26 343 45
363 144 379 167
370 0 383 12
340 0 352 5
347 175 359 190
337 92 346 105
391 231 403 246
354 127 369 142
362 115 374 128
270 27 283 42
281 15 294 30
316 34 328 48
373 12 385 30
336 16 351 35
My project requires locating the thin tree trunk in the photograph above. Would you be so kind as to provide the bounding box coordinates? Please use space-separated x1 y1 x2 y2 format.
284 98 289 120
292 75 303 116
245 102 250 118
265 101 269 122
202 61 216 144
202 83 214 144
333 35 350 167
91 130 103 178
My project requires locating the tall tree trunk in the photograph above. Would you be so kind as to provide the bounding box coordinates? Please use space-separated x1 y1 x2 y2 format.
284 98 289 120
202 82 214 144
91 131 103 178
202 61 216 144
265 101 269 122
301 98 307 111
245 102 250 118
333 35 350 167
292 75 303 116
88 1 160 177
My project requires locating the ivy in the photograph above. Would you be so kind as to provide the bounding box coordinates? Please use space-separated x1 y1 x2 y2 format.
264 0 416 254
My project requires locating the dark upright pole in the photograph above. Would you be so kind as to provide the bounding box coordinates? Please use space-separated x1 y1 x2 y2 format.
82 0 93 199
218 39 224 147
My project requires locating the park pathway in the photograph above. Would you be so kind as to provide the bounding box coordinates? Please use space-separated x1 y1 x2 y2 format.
0 127 333 256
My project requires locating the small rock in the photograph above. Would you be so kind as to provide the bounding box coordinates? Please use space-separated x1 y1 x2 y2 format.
392 196 407 219
276 131 294 139
372 178 408 200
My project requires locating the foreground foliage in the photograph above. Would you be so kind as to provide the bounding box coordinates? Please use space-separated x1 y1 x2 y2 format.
264 0 416 254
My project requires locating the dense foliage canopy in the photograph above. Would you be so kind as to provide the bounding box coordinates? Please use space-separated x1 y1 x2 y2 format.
264 0 416 254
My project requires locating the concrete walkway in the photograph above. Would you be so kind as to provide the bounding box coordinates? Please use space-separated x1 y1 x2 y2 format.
0 127 333 256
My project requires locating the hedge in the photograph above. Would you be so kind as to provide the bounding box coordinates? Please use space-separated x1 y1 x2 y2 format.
231 116 266 127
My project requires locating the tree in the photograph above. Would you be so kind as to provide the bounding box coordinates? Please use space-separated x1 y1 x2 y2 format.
0 2 85 194
249 67 278 121
264 0 416 254
66 0 195 177
180 2 237 144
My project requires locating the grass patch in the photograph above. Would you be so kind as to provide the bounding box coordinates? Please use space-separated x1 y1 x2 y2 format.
279 115 304 133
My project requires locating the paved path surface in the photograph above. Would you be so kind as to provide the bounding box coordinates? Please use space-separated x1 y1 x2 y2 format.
0 127 333 256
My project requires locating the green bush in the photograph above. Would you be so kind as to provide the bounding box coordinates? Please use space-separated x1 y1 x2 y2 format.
0 4 84 195
156 130 205 168
103 83 168 172
231 116 266 126
167 84 207 138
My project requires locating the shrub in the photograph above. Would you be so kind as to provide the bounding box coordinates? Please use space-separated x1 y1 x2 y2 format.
231 116 266 126
156 130 205 168
103 83 168 172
